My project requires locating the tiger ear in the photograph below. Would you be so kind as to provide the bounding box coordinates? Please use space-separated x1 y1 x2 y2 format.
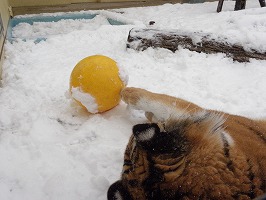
107 181 132 200
133 123 160 142
133 123 188 155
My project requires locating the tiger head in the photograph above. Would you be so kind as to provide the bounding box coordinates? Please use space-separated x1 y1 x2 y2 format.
108 111 231 200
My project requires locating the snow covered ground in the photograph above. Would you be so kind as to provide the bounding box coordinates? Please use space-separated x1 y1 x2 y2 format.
1 1 266 199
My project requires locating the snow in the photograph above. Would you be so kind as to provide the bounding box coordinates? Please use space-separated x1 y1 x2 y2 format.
70 87 98 113
1 1 266 199
12 15 110 38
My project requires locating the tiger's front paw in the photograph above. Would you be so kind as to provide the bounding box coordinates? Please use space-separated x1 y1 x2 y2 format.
121 87 146 106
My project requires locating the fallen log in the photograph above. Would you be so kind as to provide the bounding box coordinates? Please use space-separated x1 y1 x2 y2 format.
127 28 266 62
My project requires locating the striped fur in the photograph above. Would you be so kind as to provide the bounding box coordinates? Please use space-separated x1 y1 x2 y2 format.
108 87 266 200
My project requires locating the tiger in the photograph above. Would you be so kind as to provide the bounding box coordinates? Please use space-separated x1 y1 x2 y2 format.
107 87 266 200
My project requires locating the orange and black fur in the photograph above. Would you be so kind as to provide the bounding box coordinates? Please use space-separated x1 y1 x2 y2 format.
108 87 266 200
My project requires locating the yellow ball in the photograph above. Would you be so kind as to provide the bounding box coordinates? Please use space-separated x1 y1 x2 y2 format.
69 55 126 113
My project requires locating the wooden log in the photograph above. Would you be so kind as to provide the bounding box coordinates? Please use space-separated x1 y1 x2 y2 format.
127 28 266 62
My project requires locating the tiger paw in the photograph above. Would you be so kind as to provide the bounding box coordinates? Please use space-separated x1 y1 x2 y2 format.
121 87 146 106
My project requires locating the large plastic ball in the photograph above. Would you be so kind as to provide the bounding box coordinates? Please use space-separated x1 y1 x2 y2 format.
69 55 126 113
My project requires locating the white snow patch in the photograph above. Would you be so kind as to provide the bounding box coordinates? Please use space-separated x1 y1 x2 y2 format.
117 63 129 86
71 87 98 113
